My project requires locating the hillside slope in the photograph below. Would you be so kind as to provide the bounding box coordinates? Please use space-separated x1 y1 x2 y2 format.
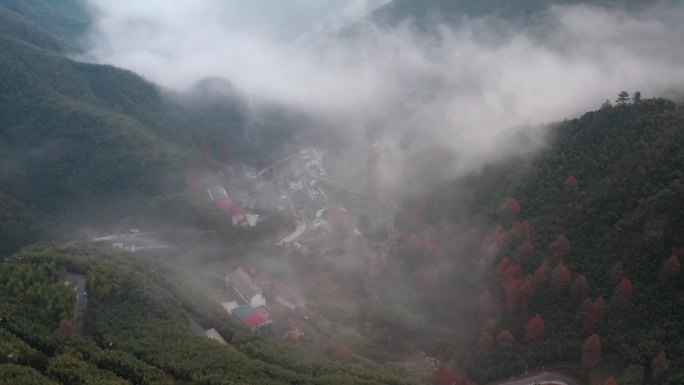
385 97 684 384
371 0 670 29
0 245 416 385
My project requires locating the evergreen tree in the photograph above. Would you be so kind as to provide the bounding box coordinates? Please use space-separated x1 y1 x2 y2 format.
617 91 630 105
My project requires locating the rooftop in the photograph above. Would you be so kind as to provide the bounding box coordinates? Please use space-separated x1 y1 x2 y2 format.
227 269 262 302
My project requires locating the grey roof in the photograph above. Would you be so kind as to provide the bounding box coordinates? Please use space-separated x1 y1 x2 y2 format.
228 269 262 301
270 320 294 339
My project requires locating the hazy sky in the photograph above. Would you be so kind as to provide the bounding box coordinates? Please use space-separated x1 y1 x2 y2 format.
82 0 684 192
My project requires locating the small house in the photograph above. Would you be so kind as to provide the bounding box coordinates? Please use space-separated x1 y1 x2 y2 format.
270 320 302 341
274 285 306 311
226 269 266 308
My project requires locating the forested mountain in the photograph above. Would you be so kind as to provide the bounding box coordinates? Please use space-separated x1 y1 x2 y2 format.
0 3 305 251
371 0 671 29
0 0 89 48
1 1 683 385
384 97 684 384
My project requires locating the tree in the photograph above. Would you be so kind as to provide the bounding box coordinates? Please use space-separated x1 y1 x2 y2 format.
651 352 669 376
581 297 605 333
613 277 634 306
571 274 590 298
621 365 645 385
504 276 534 317
552 262 572 290
496 257 512 282
616 91 630 105
499 197 521 220
534 259 551 282
600 99 613 110
549 235 571 259
479 290 497 319
662 255 681 280
406 234 420 253
581 334 602 366
57 319 75 340
565 175 578 190
496 329 515 350
525 314 545 342
603 376 618 385
435 366 455 385
632 91 642 103
515 240 535 261
478 331 495 353
610 262 624 285
511 220 534 240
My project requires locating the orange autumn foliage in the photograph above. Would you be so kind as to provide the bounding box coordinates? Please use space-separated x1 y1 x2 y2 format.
549 235 571 258
515 240 535 260
499 197 521 219
552 261 572 290
496 329 515 350
651 352 669 376
525 314 545 342
662 255 681 280
613 277 634 305
571 274 590 298
511 220 534 240
534 259 552 282
581 334 602 366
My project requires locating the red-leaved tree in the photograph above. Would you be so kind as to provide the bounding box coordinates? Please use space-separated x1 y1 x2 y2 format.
662 255 681 281
613 277 634 306
571 274 590 298
525 314 545 342
511 220 534 240
651 351 669 376
565 175 579 190
552 261 572 290
602 376 617 385
515 240 535 261
499 197 521 220
534 259 551 282
496 329 515 350
581 296 606 332
549 235 571 259
435 366 455 385
581 334 602 366
610 262 624 285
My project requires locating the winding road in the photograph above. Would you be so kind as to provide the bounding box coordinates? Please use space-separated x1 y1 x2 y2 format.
496 371 582 385
65 273 88 336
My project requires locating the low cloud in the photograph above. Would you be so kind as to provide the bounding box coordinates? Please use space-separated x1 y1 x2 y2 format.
81 1 684 196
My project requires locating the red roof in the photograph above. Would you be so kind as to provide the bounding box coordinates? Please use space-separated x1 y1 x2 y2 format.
228 205 248 216
242 312 266 328
216 198 234 210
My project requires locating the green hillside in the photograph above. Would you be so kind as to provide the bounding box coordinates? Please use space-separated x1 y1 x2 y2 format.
0 244 415 385
0 0 88 47
0 5 304 252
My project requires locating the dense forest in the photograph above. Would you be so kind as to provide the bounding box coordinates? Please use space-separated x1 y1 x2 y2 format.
377 96 684 384
370 0 678 30
1 1 684 385
0 1 309 253
0 245 414 385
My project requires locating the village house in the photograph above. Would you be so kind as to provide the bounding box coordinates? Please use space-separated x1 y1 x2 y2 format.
226 269 266 308
270 320 302 341
274 284 307 311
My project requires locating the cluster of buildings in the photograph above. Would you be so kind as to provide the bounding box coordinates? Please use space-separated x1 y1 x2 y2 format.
222 268 304 341
207 185 260 228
